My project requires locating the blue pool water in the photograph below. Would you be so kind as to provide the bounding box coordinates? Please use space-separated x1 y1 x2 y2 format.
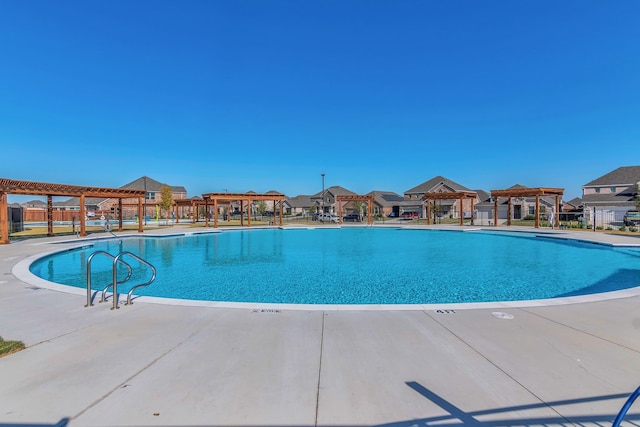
29 228 640 305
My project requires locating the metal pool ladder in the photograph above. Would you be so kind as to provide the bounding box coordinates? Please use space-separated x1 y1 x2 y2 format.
85 250 157 310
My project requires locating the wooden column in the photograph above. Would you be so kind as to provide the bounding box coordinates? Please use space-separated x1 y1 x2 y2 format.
555 195 561 228
535 195 540 228
0 192 8 244
205 199 209 227
338 201 343 224
279 199 283 226
118 199 123 231
240 201 244 226
368 199 373 225
493 198 498 227
47 195 54 236
138 197 143 233
247 199 252 227
470 198 475 226
426 200 431 225
191 201 196 223
174 203 179 224
213 198 219 228
507 198 512 226
459 197 464 226
79 194 87 237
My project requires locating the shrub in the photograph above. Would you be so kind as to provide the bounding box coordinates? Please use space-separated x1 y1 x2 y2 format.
630 227 638 233
596 226 604 230
606 226 613 231
620 225 627 232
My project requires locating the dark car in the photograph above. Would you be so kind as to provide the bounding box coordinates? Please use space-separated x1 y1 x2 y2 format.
343 214 362 222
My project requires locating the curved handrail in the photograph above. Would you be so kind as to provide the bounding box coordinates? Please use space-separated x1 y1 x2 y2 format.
612 385 640 427
111 251 156 309
85 251 132 307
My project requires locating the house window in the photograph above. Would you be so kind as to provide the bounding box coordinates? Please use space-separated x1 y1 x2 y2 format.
529 206 535 215
595 188 600 193
146 192 155 200
610 187 616 193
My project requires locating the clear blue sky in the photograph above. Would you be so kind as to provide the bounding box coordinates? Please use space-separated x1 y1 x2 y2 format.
2 1 639 203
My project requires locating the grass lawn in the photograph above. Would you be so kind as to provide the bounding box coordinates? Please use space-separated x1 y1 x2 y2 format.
0 337 25 357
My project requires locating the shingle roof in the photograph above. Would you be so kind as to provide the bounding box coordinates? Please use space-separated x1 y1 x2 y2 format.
367 191 404 206
121 176 187 194
286 195 313 208
404 176 472 194
311 186 357 198
584 166 640 186
582 186 637 205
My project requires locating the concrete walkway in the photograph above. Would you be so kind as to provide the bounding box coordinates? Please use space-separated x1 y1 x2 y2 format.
1 226 640 426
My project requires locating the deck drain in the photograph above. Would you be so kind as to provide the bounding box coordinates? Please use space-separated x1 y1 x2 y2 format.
492 311 514 320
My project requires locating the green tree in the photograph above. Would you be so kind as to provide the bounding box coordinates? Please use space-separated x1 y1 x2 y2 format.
351 201 365 218
159 184 174 225
257 200 267 216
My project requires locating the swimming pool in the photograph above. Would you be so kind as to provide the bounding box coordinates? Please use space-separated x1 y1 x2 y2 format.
29 228 640 306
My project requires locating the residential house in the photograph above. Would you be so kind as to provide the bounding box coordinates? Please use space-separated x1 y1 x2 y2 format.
404 176 478 218
310 186 357 215
367 191 405 217
582 166 640 228
285 195 314 216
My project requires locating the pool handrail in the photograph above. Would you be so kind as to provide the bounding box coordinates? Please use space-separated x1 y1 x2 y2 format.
612 385 640 427
85 250 133 307
110 251 157 309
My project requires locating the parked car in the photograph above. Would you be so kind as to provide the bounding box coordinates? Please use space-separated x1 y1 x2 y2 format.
624 210 640 226
317 213 340 223
343 214 362 222
401 211 419 219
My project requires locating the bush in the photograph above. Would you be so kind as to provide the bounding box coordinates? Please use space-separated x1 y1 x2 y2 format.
523 215 536 220
630 227 638 233
620 225 627 232
606 226 613 231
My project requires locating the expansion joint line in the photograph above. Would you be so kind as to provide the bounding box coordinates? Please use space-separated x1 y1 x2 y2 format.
422 310 573 425
314 311 326 427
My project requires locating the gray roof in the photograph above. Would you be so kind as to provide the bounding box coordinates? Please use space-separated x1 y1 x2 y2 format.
122 176 187 194
474 190 491 203
565 197 583 208
367 191 404 207
286 195 313 208
311 186 357 198
584 166 640 187
405 176 472 194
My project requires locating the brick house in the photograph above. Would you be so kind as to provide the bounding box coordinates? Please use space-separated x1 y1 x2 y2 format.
404 176 479 218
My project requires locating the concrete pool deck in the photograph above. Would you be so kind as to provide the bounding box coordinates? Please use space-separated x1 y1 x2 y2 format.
1 225 640 426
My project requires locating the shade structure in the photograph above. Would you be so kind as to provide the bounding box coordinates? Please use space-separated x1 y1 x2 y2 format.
490 187 564 228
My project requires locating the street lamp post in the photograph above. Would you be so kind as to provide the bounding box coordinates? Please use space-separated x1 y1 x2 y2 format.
321 173 325 215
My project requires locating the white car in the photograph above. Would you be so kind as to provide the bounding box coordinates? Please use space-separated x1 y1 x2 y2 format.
317 214 340 223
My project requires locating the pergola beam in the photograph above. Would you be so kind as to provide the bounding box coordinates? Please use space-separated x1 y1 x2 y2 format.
0 178 145 244
490 187 564 229
336 195 375 225
201 192 286 228
422 191 477 226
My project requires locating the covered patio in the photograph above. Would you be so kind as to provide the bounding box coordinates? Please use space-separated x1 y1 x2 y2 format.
0 178 146 244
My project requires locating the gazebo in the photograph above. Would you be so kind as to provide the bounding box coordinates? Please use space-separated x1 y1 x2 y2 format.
336 194 375 225
491 187 564 228
201 192 286 228
422 191 478 225
0 178 146 244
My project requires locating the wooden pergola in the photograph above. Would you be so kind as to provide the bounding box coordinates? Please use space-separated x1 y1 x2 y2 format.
491 187 564 228
173 197 206 223
0 178 146 244
201 192 286 228
423 191 477 226
336 194 375 225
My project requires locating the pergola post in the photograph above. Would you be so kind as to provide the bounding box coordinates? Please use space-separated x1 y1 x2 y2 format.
368 199 373 225
0 192 8 244
470 198 475 226
79 194 86 237
555 195 560 228
118 199 123 231
535 195 541 228
247 198 252 227
507 198 512 226
459 197 464 226
279 200 283 226
493 198 498 227
47 195 54 236
213 199 219 228
426 201 431 225
338 201 343 224
138 197 143 233
205 199 209 227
